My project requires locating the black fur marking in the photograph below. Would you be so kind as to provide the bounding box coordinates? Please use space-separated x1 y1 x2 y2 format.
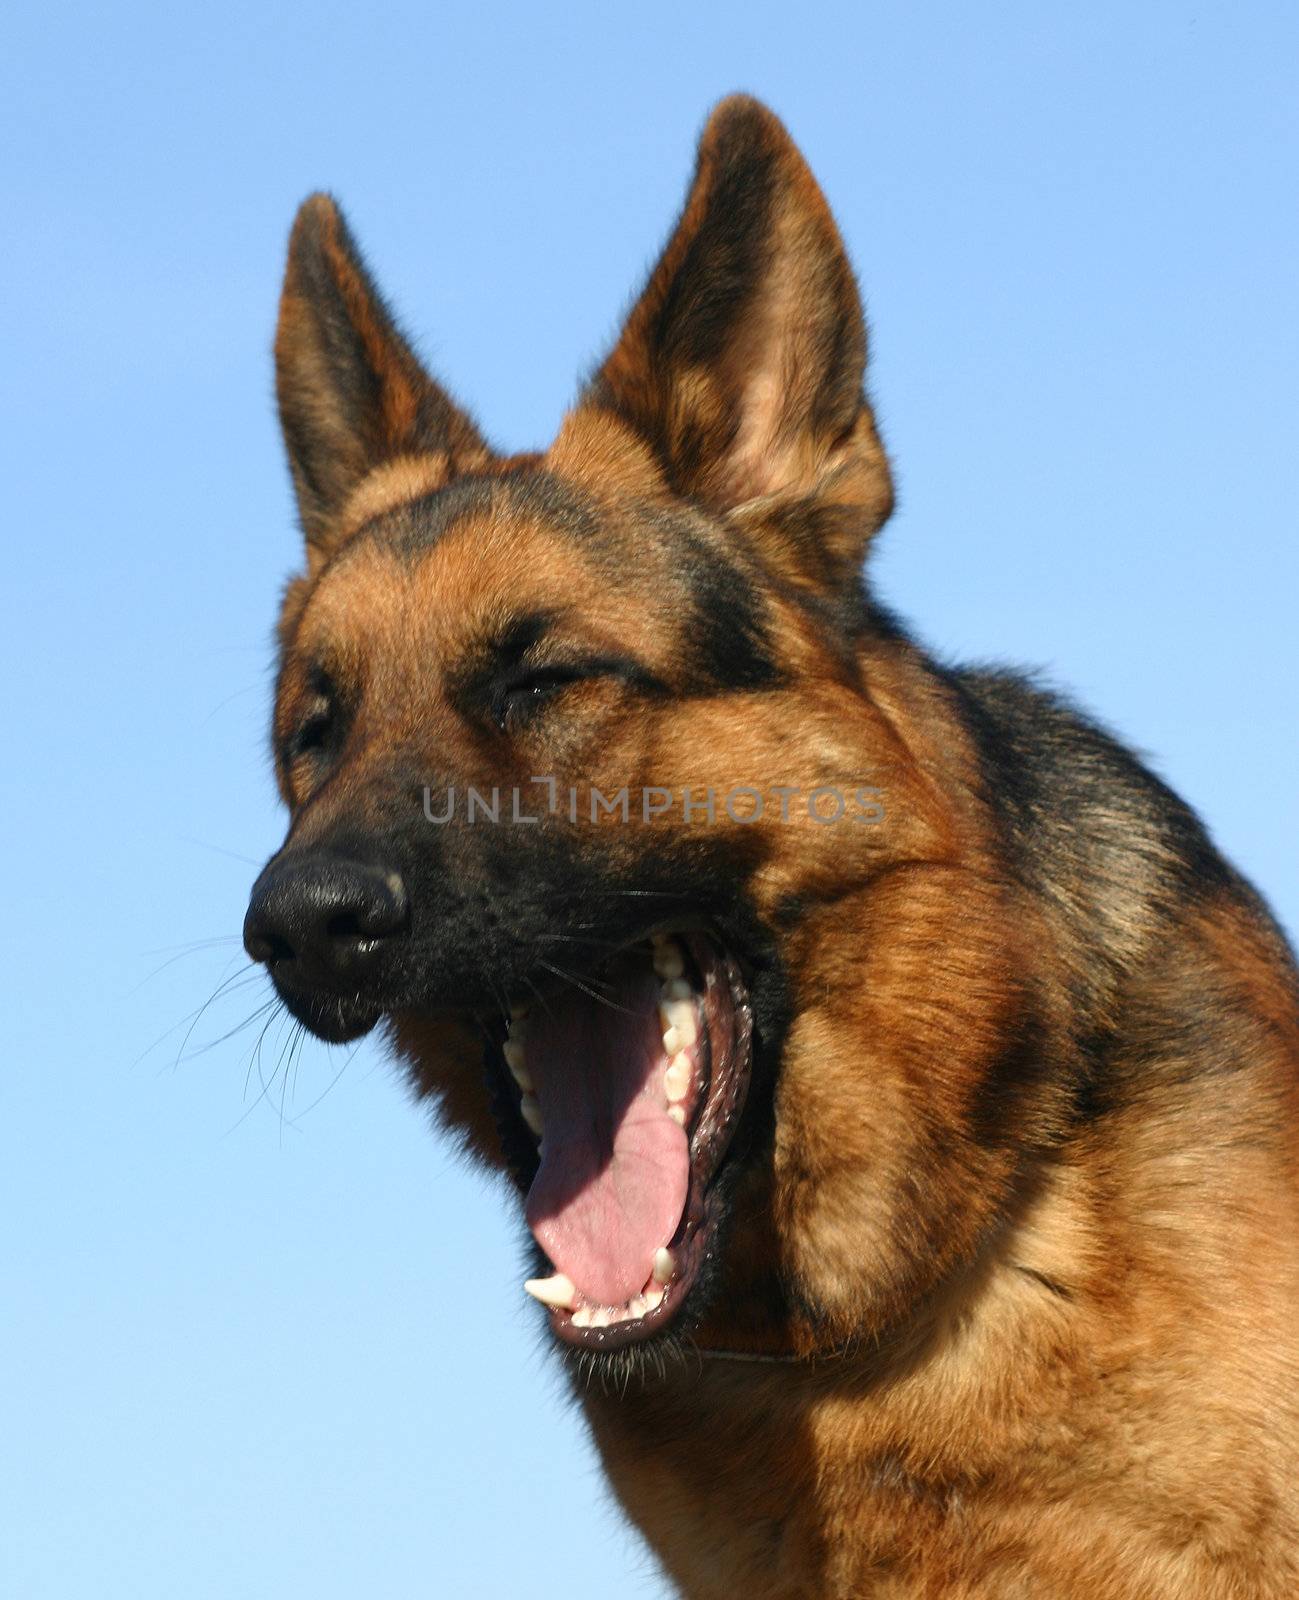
945 666 1231 909
655 131 776 370
580 125 779 493
363 469 601 561
938 662 1242 1124
679 535 782 692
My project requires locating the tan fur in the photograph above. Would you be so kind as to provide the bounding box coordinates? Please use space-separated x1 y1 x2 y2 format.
335 452 452 540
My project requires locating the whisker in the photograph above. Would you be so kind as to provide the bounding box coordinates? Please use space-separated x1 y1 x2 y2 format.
180 995 281 1064
174 835 263 868
243 1004 287 1107
129 940 247 996
484 975 513 1029
290 1035 365 1120
565 888 679 899
139 934 244 959
221 1007 294 1137
172 961 266 1071
523 974 556 1020
286 1022 308 1107
134 960 260 1069
199 682 262 727
535 959 637 1016
277 1016 296 1145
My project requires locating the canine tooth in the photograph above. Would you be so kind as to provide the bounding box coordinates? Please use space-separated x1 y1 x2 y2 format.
662 977 692 1001
519 1094 544 1136
659 999 697 1050
667 1104 686 1125
523 1273 577 1310
652 1247 674 1285
642 1286 664 1311
571 1307 593 1328
652 941 685 979
503 1043 532 1092
664 1052 691 1101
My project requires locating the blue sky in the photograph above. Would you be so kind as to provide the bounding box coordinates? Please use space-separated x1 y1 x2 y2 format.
2 2 1295 1595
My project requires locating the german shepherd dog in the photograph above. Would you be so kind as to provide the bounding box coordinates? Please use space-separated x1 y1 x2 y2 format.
243 97 1299 1597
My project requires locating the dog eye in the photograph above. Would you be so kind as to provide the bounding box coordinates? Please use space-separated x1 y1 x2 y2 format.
494 666 589 731
291 706 334 757
285 672 340 763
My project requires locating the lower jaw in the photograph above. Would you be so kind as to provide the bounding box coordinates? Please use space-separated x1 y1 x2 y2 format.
540 1159 722 1351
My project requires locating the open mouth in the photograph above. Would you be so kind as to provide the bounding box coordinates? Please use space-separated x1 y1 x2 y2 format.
494 931 753 1350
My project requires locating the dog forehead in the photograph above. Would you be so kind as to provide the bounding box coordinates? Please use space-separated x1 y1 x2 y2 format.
293 470 683 665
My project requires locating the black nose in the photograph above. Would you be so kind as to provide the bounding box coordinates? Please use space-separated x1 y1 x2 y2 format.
243 852 409 988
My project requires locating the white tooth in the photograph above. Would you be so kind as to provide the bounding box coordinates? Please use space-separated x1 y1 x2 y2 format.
662 977 692 1001
664 1052 691 1101
591 1307 613 1328
628 1295 647 1318
659 999 697 1049
523 1273 577 1309
662 1027 681 1055
503 1041 532 1091
667 1104 686 1125
642 1286 664 1311
652 942 685 979
571 1307 593 1328
519 1094 544 1136
653 1247 674 1285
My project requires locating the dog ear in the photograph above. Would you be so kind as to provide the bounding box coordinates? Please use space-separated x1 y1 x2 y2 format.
583 96 893 590
274 194 493 561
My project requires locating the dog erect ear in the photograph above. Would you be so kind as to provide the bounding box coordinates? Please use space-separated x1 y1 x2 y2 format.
274 194 492 560
583 97 892 588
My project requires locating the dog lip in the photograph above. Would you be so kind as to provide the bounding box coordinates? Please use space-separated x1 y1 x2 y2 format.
270 974 382 1044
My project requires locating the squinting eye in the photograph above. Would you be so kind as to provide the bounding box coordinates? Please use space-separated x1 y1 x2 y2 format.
494 666 589 731
292 705 334 757
285 669 339 764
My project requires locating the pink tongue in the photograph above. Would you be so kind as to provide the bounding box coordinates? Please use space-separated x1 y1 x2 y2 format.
523 966 689 1307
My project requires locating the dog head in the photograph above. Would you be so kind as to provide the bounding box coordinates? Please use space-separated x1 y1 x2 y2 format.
246 98 1007 1366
